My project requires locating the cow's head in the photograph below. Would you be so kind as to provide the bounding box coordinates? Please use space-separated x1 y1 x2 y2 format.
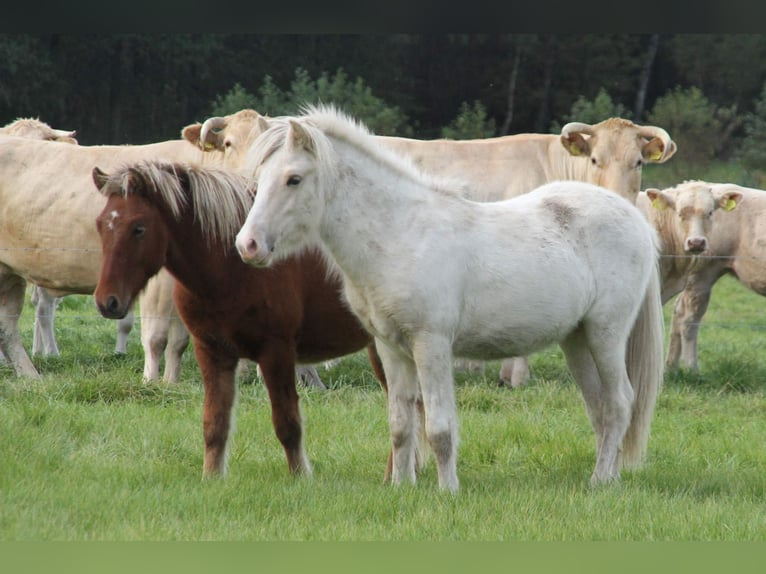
561 118 677 204
646 181 742 254
1 117 77 144
182 109 271 169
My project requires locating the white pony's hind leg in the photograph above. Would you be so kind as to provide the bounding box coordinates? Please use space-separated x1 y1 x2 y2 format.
413 333 459 492
115 308 134 354
565 324 634 485
560 329 605 456
376 339 420 486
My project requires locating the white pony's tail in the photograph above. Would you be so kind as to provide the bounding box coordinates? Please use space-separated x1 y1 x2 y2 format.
621 258 665 469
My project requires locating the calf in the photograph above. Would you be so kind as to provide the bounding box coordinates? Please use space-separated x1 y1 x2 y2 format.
637 181 755 370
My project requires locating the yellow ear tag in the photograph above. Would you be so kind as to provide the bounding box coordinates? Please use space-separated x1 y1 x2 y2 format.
648 150 663 161
204 142 215 151
651 197 666 210
724 198 737 211
569 143 581 156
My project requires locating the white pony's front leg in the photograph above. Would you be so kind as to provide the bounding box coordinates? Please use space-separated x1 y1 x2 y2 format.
413 333 459 492
376 339 420 486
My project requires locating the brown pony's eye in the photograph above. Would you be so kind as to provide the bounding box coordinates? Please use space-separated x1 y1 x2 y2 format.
133 223 146 237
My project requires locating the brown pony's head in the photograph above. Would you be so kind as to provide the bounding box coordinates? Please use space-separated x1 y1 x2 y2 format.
92 165 171 319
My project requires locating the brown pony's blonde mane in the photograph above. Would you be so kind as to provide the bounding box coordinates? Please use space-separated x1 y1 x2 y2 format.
100 160 253 244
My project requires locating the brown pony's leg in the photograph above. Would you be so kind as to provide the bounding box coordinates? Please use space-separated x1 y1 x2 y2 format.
193 339 238 477
367 341 427 483
258 342 312 476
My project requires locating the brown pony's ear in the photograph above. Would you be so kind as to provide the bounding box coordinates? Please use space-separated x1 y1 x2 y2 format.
92 166 109 190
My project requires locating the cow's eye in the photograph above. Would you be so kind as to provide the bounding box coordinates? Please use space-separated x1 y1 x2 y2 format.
287 175 302 186
636 158 643 168
590 157 597 166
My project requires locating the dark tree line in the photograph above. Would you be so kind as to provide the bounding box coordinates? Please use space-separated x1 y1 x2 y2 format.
2 34 766 146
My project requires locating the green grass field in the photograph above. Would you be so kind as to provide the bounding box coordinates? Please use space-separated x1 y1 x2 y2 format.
1 275 765 540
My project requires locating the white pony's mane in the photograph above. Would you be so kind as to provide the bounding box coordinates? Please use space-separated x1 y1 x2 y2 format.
100 159 253 243
246 104 466 197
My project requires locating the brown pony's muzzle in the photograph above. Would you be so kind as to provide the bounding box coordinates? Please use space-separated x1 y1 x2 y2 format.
95 293 131 320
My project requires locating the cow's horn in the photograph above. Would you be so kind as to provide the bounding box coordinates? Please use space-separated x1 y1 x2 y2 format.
199 116 227 150
560 122 594 137
52 129 76 139
637 125 673 147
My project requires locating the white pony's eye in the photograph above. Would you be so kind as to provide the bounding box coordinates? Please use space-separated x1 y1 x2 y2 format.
286 175 302 187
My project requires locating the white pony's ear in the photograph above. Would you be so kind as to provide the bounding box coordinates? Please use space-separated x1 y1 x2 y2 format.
287 119 314 153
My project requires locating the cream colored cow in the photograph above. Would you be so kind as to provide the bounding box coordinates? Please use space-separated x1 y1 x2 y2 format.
0 118 138 359
188 110 676 387
637 181 761 371
0 131 227 378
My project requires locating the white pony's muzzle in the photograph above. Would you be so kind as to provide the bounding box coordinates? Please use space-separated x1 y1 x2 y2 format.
235 230 274 267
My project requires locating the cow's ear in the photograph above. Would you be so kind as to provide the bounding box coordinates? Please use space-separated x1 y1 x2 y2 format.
643 137 677 163
561 131 591 157
182 123 203 148
719 191 743 212
645 188 673 210
92 166 109 190
256 115 271 135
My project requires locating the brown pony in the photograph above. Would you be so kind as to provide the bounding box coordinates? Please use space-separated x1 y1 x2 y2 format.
91 160 390 479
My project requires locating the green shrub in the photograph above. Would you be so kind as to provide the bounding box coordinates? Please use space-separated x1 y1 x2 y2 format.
440 101 496 139
646 86 740 165
211 68 412 136
550 88 629 133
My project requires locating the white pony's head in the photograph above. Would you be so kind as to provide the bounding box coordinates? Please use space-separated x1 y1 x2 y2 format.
235 110 340 267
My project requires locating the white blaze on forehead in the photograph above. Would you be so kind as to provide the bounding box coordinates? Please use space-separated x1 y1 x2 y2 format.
107 210 120 231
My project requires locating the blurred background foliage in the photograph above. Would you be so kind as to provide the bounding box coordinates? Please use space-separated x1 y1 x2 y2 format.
4 34 766 186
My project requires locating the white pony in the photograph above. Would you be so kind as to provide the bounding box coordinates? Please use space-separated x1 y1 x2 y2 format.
235 105 664 492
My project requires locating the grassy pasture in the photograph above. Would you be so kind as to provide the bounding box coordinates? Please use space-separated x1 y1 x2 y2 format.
1 275 766 541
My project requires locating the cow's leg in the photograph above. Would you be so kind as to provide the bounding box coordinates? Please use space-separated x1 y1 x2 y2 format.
257 341 312 476
677 283 713 371
162 313 189 384
194 338 239 477
295 365 327 390
498 356 531 388
0 273 39 377
139 271 174 382
140 310 168 382
114 308 134 354
32 286 60 356
665 293 685 370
